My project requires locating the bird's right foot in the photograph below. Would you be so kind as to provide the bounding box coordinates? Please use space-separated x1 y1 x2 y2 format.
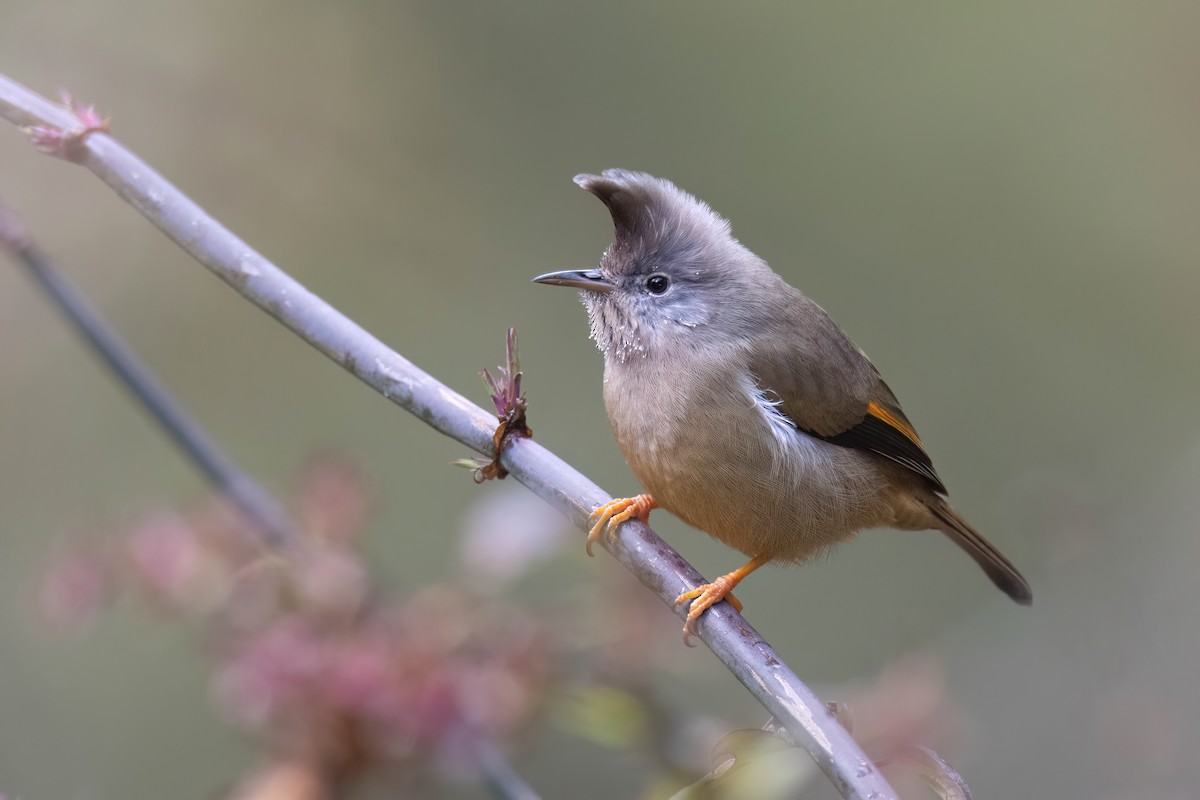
586 494 657 556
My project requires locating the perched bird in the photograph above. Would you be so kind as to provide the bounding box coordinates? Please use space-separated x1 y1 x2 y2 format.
534 170 1031 640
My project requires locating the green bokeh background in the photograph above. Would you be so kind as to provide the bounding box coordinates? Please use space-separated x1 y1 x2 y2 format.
2 2 1198 797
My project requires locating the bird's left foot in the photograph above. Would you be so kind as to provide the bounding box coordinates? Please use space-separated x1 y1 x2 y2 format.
673 554 771 644
675 579 743 644
586 494 656 556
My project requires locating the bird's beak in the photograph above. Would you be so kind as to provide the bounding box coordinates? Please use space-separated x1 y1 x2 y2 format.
531 269 613 294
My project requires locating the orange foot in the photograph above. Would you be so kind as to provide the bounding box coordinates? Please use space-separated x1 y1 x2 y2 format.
673 554 770 644
586 494 657 556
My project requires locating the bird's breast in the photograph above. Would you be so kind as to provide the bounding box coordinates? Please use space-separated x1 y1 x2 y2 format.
602 357 893 561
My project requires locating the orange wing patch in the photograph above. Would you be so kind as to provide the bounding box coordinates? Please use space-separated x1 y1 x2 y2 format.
866 401 922 446
809 398 944 492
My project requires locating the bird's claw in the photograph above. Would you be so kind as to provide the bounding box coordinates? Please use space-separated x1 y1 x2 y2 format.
585 494 656 556
675 578 743 644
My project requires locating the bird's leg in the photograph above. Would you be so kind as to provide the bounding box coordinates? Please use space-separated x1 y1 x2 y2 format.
674 554 771 643
586 494 657 556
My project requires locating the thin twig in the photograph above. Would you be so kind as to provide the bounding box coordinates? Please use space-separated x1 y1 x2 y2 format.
0 74 898 800
0 204 294 547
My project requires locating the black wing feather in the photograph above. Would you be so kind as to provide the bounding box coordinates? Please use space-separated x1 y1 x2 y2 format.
812 414 948 494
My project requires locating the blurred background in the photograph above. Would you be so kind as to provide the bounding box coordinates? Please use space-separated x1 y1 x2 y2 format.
2 1 1199 797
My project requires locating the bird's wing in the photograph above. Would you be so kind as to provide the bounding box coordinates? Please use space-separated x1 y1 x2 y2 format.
748 300 947 494
820 378 947 494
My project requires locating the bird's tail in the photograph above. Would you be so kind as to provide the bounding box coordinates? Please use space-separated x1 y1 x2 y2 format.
925 498 1032 606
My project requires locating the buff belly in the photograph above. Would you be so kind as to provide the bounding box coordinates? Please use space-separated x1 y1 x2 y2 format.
606 369 900 563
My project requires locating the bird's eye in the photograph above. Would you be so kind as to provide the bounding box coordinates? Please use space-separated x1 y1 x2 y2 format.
645 274 670 294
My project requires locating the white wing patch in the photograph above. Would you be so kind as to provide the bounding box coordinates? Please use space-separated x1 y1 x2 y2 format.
745 376 796 443
743 375 842 487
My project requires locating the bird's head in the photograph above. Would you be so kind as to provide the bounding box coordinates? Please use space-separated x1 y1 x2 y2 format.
534 170 771 364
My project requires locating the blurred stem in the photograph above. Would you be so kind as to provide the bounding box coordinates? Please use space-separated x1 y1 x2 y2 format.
0 206 545 800
0 207 294 547
0 74 898 800
470 739 542 800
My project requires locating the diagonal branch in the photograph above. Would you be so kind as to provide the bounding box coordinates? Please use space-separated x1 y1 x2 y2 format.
0 203 543 800
0 207 295 548
0 74 897 800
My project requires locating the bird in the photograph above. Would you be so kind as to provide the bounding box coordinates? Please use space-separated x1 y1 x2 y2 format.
533 169 1031 641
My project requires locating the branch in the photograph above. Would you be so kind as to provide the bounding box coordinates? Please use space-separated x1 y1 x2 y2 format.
0 203 542 800
0 204 295 548
0 74 897 800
